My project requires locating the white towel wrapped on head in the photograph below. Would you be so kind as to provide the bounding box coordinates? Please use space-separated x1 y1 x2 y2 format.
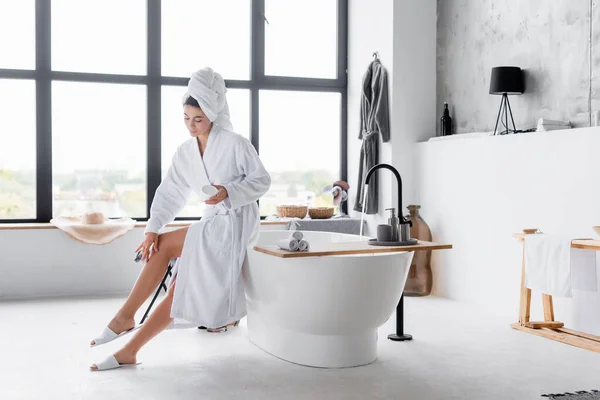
182 67 233 131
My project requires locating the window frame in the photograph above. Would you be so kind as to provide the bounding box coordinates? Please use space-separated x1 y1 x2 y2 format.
0 0 348 223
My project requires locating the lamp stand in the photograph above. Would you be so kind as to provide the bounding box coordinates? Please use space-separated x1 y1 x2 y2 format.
493 93 517 135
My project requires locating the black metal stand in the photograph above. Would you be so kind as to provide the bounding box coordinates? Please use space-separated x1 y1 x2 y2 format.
493 93 517 135
388 294 413 341
140 261 174 325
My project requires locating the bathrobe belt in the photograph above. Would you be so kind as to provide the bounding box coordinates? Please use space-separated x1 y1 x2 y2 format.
203 204 241 317
361 129 379 140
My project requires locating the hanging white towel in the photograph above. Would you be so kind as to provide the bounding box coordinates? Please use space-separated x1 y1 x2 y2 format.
570 248 598 292
525 233 598 298
525 233 572 297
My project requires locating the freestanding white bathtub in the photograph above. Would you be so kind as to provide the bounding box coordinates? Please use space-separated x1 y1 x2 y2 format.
244 230 414 368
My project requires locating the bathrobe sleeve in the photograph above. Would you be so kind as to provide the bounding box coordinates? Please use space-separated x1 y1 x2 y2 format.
224 139 271 211
374 64 390 143
145 149 192 234
357 62 372 141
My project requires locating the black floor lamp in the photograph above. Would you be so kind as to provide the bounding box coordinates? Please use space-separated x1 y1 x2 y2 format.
490 66 524 135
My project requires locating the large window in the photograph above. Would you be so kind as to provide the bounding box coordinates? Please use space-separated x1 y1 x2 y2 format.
264 0 338 79
52 82 147 218
0 0 35 70
51 0 147 75
162 0 251 79
0 0 347 223
259 90 341 216
0 79 36 219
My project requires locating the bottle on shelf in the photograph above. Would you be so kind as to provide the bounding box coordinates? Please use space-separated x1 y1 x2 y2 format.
440 102 452 136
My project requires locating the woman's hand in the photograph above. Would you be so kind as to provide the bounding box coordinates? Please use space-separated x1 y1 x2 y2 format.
136 232 159 261
205 185 228 205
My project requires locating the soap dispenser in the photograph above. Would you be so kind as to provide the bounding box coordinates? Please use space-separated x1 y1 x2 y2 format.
385 208 399 242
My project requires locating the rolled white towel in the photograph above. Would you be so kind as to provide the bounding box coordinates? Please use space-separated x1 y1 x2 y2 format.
298 239 310 252
289 230 303 241
278 239 300 251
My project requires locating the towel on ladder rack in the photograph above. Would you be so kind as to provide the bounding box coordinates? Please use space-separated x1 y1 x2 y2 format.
524 233 597 298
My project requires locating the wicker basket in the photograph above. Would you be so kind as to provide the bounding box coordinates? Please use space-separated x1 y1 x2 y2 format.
276 205 308 219
308 207 335 219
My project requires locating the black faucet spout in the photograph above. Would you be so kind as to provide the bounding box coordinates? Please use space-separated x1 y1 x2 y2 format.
364 163 408 224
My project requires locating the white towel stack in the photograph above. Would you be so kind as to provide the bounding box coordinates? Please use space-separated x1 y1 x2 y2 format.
536 118 571 132
277 231 310 252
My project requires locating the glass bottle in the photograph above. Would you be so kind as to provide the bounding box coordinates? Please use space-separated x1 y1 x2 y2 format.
441 102 452 136
404 205 433 296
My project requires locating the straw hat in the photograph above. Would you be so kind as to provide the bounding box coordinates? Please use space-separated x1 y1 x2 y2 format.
51 211 136 245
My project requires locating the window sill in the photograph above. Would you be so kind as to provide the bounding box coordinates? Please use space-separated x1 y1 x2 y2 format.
0 220 287 231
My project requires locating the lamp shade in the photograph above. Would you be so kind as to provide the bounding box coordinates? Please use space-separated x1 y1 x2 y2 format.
489 66 524 95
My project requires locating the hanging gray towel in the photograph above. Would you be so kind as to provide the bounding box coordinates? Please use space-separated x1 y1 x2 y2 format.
354 58 390 214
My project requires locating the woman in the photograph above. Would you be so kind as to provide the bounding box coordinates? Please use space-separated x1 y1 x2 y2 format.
89 68 271 371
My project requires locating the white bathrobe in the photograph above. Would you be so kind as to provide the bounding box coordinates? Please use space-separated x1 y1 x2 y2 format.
145 123 271 328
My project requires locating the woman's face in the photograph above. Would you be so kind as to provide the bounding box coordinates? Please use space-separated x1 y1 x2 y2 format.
184 105 212 137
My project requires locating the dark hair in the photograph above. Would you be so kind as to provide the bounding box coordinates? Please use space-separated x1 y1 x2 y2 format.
184 96 200 108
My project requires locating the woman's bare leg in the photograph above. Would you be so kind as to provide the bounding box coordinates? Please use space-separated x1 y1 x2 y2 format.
90 227 188 346
90 278 177 370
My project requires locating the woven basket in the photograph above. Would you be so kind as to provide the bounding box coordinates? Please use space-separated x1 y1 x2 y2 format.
276 205 308 219
308 207 334 219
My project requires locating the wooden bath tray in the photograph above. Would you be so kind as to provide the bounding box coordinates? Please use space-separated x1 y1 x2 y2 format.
253 240 452 258
512 230 600 353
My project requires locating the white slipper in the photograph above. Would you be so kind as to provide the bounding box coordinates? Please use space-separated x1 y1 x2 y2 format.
90 355 141 372
90 325 141 348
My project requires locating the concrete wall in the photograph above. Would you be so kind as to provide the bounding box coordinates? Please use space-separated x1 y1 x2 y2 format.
437 0 598 134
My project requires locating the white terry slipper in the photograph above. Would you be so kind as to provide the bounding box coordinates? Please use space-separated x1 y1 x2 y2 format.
90 355 141 372
90 325 141 348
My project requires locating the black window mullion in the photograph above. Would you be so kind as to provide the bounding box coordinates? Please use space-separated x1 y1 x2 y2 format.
339 0 348 214
0 69 37 79
146 0 161 220
35 0 52 222
251 0 265 153
337 0 348 85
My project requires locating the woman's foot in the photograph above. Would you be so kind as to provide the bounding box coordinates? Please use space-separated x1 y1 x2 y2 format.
204 320 240 333
90 314 136 346
90 347 137 371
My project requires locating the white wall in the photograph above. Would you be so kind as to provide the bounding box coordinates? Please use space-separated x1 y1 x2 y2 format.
347 0 437 233
416 127 600 334
0 228 145 300
0 223 285 300
347 0 394 235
